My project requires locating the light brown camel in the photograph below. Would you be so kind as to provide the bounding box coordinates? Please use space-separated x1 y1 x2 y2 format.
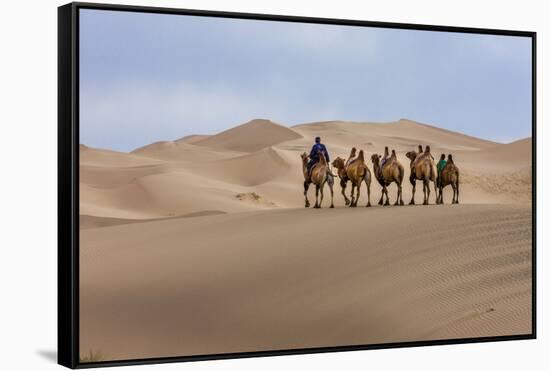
371 148 405 206
301 152 334 208
332 157 351 206
332 148 372 207
437 154 460 204
332 147 357 205
405 145 438 205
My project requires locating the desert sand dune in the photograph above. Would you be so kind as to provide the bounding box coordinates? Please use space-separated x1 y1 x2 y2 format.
176 134 211 144
81 167 280 219
454 137 532 173
80 163 175 189
291 119 498 152
78 118 533 362
186 147 291 187
193 118 303 152
80 210 227 229
131 140 243 162
80 144 162 167
79 118 532 220
80 204 532 361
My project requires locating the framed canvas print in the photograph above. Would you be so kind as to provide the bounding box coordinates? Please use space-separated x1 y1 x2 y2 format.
58 2 536 368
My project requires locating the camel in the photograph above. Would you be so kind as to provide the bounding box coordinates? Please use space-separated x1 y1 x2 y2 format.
371 148 405 206
437 154 460 204
332 157 352 206
405 145 438 205
301 152 334 208
332 148 371 207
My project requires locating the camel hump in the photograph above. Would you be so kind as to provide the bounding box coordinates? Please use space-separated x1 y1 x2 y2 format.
391 149 397 158
358 150 365 161
425 145 431 153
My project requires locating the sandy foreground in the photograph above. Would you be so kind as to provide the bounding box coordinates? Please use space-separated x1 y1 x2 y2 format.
79 118 533 361
80 204 532 360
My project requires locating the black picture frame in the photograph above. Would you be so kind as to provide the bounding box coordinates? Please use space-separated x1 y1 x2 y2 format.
58 2 537 369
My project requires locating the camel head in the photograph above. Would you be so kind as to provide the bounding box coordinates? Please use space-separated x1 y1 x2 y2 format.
406 151 417 162
300 152 309 165
371 153 381 166
332 157 346 170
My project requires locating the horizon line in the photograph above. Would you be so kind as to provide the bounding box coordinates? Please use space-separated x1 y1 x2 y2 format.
79 117 532 154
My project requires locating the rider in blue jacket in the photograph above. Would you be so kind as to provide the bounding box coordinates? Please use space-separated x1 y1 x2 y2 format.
307 136 330 176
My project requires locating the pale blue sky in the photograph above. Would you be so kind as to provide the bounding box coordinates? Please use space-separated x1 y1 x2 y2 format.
79 9 532 152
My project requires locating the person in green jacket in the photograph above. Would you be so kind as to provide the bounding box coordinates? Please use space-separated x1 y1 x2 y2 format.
436 154 447 187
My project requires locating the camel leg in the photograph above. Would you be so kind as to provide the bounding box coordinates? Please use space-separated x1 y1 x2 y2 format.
378 190 384 205
326 176 334 208
409 177 416 205
429 179 436 205
423 179 429 205
426 179 435 205
365 180 371 207
319 183 325 208
349 184 356 207
451 183 457 204
434 177 439 204
422 180 426 205
455 180 460 204
383 185 390 206
354 182 361 207
340 179 350 205
394 182 404 206
304 181 310 208
314 184 321 208
440 186 445 204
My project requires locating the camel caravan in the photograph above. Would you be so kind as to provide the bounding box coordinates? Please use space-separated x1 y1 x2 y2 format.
301 140 460 209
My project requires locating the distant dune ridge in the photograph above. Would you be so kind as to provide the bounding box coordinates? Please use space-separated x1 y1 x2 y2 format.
192 118 303 152
79 118 532 362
